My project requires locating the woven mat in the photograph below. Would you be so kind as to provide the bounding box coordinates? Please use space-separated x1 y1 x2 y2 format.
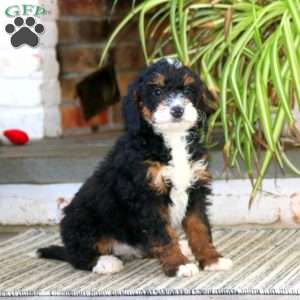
1 228 300 296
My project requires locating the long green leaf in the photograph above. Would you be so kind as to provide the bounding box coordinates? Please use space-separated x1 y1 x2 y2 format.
283 15 300 109
270 27 294 125
181 8 190 65
170 0 184 61
230 53 255 135
286 0 300 35
255 44 276 152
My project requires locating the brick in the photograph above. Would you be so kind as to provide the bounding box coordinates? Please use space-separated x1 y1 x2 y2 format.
111 71 138 125
58 0 106 17
113 43 145 71
85 111 109 127
61 74 120 104
57 19 109 44
61 105 86 129
61 105 109 129
0 107 44 139
77 19 110 43
58 46 100 73
57 19 75 44
112 102 123 125
60 76 82 101
107 0 134 16
98 110 108 125
116 71 138 96
109 18 139 44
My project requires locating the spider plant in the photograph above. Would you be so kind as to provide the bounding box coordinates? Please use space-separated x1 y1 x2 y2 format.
101 0 300 205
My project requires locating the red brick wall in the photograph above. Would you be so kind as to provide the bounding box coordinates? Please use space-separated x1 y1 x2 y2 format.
57 0 145 132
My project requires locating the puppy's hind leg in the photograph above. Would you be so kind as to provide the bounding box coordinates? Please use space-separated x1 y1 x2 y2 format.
62 237 125 274
67 243 124 274
93 238 124 275
92 255 124 274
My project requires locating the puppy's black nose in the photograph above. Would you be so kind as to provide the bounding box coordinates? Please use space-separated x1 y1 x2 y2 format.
171 106 184 119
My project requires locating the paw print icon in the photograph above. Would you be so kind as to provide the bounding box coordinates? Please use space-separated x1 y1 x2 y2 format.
5 16 45 48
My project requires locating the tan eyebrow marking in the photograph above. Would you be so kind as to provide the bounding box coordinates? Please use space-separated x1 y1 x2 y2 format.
183 74 195 86
148 73 165 86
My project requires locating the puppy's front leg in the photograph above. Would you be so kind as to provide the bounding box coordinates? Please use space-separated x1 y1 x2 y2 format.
150 224 199 277
182 214 233 271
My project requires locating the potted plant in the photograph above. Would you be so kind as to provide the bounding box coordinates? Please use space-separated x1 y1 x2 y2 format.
101 0 300 205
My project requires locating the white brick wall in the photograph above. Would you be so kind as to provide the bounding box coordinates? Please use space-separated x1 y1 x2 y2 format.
0 107 44 139
0 0 61 139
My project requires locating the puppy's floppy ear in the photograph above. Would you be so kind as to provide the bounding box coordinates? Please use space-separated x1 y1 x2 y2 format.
122 82 141 134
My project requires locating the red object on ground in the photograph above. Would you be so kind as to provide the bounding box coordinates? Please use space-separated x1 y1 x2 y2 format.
3 129 29 145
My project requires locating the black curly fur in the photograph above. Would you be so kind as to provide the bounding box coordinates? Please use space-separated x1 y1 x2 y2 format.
38 59 217 275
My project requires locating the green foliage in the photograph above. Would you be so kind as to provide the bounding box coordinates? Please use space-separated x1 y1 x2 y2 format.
101 0 300 204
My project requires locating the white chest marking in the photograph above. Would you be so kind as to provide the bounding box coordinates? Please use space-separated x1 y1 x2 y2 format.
162 132 193 228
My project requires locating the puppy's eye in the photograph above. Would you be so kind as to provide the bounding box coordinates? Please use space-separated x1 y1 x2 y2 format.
153 88 162 97
183 87 194 96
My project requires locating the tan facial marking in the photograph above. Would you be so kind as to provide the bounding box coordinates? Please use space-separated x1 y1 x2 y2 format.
183 215 220 268
183 74 195 86
145 161 168 194
141 105 152 119
149 73 165 86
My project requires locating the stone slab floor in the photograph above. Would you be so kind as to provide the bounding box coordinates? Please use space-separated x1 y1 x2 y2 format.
0 228 299 300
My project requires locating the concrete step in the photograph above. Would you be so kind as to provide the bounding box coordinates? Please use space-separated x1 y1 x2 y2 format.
1 131 300 227
0 130 299 184
0 131 119 184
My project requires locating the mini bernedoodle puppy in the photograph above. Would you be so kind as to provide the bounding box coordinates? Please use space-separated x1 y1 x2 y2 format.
38 59 232 277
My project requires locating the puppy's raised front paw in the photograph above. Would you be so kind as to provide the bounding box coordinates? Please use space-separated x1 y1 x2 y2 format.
204 257 233 272
176 263 199 277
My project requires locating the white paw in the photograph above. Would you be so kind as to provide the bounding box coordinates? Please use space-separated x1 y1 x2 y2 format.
92 255 124 274
176 263 199 277
204 257 233 271
178 240 194 260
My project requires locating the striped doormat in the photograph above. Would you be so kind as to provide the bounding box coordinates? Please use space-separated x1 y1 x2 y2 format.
1 228 300 297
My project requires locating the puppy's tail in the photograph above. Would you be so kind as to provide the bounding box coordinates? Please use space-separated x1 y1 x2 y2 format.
37 245 68 262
